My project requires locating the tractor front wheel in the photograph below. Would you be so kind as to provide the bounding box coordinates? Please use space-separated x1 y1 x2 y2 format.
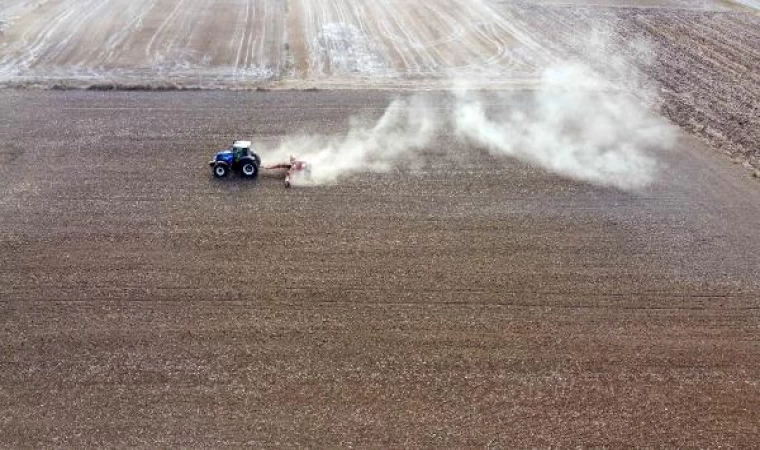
213 163 229 178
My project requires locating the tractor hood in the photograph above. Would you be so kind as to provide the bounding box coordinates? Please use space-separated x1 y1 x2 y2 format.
215 149 233 161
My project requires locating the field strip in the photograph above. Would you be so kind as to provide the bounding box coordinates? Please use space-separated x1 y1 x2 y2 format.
290 0 554 79
0 0 757 91
0 0 553 84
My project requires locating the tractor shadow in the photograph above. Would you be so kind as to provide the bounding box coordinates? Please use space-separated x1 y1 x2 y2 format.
205 168 292 192
206 175 259 190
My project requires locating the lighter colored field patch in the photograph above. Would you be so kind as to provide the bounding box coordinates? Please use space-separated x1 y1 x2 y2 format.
292 0 553 80
0 0 557 87
0 0 756 87
0 0 287 85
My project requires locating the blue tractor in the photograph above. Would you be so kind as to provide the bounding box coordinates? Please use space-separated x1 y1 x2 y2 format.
209 140 261 179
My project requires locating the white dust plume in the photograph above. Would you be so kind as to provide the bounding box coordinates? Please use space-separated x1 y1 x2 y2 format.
452 61 675 190
264 96 438 185
264 34 675 190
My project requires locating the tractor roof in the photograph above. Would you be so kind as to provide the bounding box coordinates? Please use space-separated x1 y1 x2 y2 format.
232 140 252 149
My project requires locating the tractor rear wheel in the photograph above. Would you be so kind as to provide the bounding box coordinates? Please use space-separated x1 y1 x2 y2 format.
240 160 258 178
213 163 229 178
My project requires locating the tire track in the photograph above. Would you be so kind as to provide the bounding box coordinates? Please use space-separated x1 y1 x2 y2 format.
235 0 253 70
34 0 108 66
2 0 78 69
99 0 158 67
144 0 187 62
293 0 552 78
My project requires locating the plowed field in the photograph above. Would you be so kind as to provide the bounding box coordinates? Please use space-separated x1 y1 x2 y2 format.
1 90 759 446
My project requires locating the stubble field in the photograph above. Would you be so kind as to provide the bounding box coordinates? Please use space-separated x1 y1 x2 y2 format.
0 0 755 86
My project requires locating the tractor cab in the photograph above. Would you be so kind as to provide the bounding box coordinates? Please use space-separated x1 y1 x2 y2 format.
232 140 252 161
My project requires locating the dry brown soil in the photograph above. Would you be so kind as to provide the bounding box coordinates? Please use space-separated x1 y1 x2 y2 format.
1 90 760 447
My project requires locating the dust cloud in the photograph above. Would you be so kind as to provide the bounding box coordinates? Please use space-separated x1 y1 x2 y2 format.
264 35 676 190
264 96 438 185
452 62 674 190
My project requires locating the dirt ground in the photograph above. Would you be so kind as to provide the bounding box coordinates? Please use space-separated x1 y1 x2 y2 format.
1 90 759 446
